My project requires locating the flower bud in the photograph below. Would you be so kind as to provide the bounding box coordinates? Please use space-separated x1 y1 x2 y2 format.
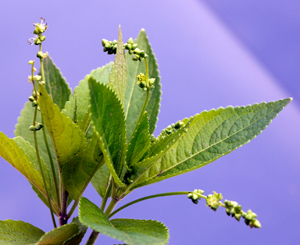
28 60 35 65
28 96 35 102
37 51 44 59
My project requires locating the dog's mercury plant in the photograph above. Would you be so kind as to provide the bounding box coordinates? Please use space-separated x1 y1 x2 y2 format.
0 18 292 244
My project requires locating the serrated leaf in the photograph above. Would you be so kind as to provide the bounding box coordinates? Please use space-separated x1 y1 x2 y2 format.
130 120 192 189
42 55 71 110
62 133 104 201
91 163 111 198
126 111 151 167
124 29 161 140
134 98 292 188
63 217 87 245
108 26 127 104
0 220 44 245
14 102 59 191
35 223 79 245
89 78 127 187
63 62 113 138
13 137 60 214
79 197 169 245
0 133 50 208
38 85 87 183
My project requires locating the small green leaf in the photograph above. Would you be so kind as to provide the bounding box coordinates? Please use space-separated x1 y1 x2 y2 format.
79 197 169 245
89 78 127 187
35 223 79 245
62 133 104 201
63 217 87 245
42 55 71 110
124 29 161 140
38 85 87 179
134 98 292 188
130 120 192 189
0 133 49 207
108 26 127 104
0 220 44 245
126 111 151 167
91 163 111 198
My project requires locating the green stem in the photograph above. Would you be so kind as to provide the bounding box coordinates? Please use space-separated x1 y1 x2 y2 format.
129 58 150 143
108 191 189 219
100 175 112 211
32 107 57 228
41 116 61 209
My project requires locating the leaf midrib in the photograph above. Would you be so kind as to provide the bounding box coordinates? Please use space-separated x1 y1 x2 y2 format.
152 105 275 176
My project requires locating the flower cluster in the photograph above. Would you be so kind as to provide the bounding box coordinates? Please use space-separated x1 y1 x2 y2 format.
187 190 261 228
206 192 223 211
124 38 148 62
187 189 204 204
136 73 155 91
159 121 186 139
102 39 118 55
28 18 48 45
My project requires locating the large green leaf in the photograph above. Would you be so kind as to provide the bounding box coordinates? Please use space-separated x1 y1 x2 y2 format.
42 55 71 110
126 111 151 168
79 197 169 245
63 62 113 137
0 220 44 245
124 30 161 140
108 26 127 104
89 78 127 187
0 133 49 206
133 98 292 188
61 133 104 201
38 85 87 176
13 137 60 214
14 102 58 188
35 223 79 245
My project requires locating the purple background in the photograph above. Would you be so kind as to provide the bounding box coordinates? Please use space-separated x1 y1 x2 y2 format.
0 1 299 244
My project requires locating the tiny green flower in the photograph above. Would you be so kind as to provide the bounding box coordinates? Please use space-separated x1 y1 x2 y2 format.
33 17 48 34
206 192 223 211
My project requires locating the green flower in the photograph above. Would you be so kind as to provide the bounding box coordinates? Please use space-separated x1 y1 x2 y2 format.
206 192 223 211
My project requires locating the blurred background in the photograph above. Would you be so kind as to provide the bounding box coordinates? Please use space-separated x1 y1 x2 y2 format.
0 0 299 244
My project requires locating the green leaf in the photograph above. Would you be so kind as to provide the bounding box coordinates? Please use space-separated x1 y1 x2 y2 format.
126 111 151 167
108 26 127 104
14 102 58 189
0 220 44 245
38 85 87 180
91 163 111 198
124 29 161 140
89 78 127 187
63 62 113 137
13 137 60 214
134 98 292 188
42 55 71 110
130 120 192 189
62 133 104 201
0 133 49 206
35 223 79 245
79 197 169 245
63 217 87 245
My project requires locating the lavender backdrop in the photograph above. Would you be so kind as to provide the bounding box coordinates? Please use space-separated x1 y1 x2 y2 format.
0 0 299 244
